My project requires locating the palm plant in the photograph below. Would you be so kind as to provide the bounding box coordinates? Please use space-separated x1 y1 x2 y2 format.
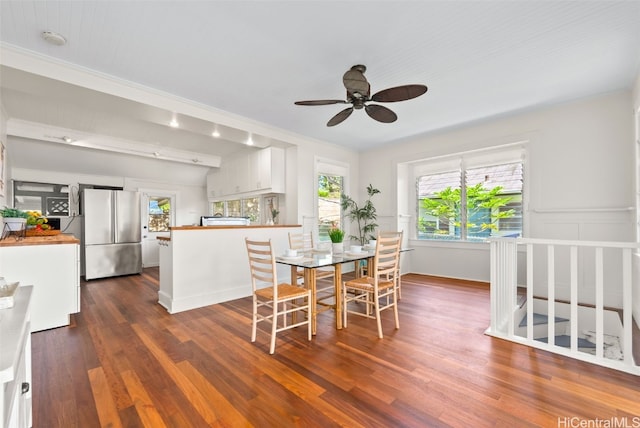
341 184 381 245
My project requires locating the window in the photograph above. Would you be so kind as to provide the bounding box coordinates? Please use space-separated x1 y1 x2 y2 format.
416 146 524 242
210 197 261 223
13 181 70 216
318 174 343 241
147 196 171 232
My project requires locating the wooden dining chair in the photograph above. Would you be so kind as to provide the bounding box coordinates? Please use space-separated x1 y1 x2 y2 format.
288 231 336 307
245 238 312 354
378 230 404 298
342 233 402 338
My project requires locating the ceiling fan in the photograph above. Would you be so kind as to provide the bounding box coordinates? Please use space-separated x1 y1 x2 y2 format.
294 64 428 127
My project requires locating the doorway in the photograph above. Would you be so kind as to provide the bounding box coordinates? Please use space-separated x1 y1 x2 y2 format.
141 191 176 267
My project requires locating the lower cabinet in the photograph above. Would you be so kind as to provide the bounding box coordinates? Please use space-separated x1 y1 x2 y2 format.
1 286 33 428
0 240 80 332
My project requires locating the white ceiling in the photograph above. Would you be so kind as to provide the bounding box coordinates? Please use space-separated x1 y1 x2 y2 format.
1 1 639 171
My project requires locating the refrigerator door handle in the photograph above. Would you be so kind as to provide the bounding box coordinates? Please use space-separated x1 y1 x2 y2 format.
112 192 118 243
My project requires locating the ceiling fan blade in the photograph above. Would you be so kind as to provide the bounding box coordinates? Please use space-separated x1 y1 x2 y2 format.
371 84 428 103
327 107 354 127
365 104 397 123
295 100 347 106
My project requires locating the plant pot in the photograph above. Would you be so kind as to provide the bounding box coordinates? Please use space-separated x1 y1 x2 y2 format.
332 242 343 254
3 217 27 232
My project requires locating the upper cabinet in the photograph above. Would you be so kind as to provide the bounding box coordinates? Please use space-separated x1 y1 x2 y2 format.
207 147 284 199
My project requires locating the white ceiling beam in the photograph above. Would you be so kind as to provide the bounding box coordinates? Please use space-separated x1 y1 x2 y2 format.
7 119 222 168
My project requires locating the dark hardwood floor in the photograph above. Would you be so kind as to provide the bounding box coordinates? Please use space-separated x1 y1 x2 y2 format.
31 269 640 427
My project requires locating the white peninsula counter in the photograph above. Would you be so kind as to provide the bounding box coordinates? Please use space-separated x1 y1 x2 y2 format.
158 224 301 313
0 234 80 332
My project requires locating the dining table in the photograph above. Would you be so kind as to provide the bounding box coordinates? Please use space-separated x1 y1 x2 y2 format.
276 248 373 334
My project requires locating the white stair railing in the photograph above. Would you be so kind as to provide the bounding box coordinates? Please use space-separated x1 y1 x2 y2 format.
487 237 639 376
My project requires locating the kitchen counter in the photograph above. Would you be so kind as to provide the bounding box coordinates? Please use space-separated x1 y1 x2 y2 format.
0 233 80 247
158 225 301 313
0 234 80 331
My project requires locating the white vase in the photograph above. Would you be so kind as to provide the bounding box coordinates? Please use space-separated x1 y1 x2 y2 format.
332 242 343 254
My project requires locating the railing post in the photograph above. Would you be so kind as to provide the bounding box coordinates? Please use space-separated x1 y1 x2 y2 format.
526 243 534 340
547 244 555 345
489 238 518 335
595 247 604 359
623 248 633 365
570 245 578 352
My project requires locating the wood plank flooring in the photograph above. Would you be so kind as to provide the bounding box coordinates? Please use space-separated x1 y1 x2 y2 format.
31 269 640 427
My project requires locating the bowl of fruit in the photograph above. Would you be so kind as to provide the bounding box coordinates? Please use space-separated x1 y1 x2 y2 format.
26 211 59 235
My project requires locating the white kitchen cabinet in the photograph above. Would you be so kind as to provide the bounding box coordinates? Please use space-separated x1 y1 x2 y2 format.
251 147 285 193
0 236 80 332
206 169 223 198
225 155 250 195
207 147 285 199
1 286 33 428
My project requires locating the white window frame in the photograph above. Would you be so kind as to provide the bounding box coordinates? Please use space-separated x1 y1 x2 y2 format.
315 157 349 240
410 142 528 244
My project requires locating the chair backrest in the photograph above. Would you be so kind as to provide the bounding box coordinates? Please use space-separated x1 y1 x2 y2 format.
378 230 404 246
245 238 278 295
373 233 401 279
288 231 313 252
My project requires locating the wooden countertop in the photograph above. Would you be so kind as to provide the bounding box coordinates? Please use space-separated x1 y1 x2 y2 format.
169 224 301 231
0 233 80 247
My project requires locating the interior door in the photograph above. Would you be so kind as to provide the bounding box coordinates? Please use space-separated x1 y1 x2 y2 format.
141 191 175 268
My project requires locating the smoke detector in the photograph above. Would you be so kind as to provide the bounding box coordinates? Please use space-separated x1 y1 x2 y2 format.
41 31 67 46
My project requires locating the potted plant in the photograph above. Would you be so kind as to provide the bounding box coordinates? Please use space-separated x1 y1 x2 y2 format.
328 227 345 254
271 208 280 225
0 207 28 232
341 184 381 245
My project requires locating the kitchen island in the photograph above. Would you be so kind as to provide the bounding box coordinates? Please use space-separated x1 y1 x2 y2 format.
0 234 80 332
158 225 301 313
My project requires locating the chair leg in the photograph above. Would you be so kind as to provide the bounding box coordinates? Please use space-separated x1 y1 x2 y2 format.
343 284 348 328
269 304 278 354
393 289 400 330
374 289 383 339
307 292 312 341
251 297 258 343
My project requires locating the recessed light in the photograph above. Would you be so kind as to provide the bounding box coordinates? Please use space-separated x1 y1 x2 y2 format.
246 134 254 146
169 119 179 128
211 128 220 138
62 136 73 143
41 31 67 46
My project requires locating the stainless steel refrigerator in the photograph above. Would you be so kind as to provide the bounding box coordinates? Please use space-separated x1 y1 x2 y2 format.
82 189 142 280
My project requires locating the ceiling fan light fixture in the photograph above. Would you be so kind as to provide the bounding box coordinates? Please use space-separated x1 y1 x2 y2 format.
41 31 67 46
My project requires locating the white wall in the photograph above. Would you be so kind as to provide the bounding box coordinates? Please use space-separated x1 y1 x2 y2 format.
632 72 640 326
360 91 635 287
